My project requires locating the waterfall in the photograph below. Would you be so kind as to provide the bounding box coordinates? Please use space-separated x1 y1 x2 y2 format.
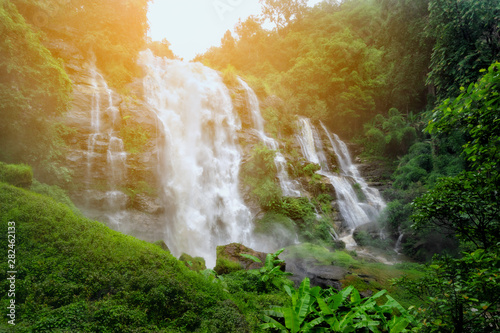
238 79 301 197
296 118 385 238
139 50 252 267
86 64 127 213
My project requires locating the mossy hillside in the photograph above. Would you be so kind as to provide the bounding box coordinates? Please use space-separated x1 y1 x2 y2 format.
0 182 247 332
0 162 33 189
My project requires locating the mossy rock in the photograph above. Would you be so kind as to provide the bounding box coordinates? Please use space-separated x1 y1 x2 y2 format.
214 243 267 275
179 253 207 272
153 240 170 252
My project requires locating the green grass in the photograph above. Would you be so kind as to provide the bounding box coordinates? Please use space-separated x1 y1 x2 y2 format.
0 182 248 332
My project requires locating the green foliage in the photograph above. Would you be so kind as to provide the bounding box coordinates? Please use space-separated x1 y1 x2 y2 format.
279 197 315 220
353 230 392 249
0 1 72 183
412 63 500 251
0 162 33 188
259 0 307 33
0 182 246 331
30 179 80 214
426 0 500 99
301 163 321 177
242 143 282 209
240 248 293 292
147 38 176 59
428 62 500 168
376 0 433 112
284 244 358 269
352 183 366 202
179 253 207 272
412 170 499 250
363 108 418 158
397 62 500 332
12 0 151 89
222 64 239 88
396 247 500 332
262 277 421 332
254 212 296 235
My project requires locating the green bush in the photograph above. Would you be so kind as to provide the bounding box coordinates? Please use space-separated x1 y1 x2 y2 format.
0 162 33 188
279 197 314 220
30 179 80 214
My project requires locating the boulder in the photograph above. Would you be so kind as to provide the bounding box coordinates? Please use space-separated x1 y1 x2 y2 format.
214 243 269 275
285 256 348 290
153 240 170 252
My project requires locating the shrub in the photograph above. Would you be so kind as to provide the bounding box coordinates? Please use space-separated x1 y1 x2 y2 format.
30 179 80 214
0 162 33 188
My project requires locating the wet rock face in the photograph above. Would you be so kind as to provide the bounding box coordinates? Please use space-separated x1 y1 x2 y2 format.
51 39 162 240
285 256 348 290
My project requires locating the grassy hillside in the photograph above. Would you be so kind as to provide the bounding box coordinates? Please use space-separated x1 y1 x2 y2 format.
0 181 249 332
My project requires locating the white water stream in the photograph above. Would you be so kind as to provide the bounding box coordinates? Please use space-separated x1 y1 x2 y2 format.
238 79 301 197
296 118 386 248
87 64 127 213
139 50 252 267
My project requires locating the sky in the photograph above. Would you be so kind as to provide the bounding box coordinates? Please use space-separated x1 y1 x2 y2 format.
148 0 324 60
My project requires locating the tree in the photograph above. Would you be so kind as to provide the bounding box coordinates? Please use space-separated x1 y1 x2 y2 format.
412 170 499 250
426 0 500 99
403 63 500 333
397 247 500 332
12 0 152 88
428 62 500 169
0 0 72 183
148 38 176 59
413 62 500 249
259 0 307 34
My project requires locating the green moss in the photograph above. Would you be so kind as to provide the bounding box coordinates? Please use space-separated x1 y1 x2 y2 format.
222 65 239 87
0 183 245 331
352 183 367 202
179 253 207 272
214 258 243 275
284 243 358 268
30 179 80 214
153 240 170 252
0 162 33 188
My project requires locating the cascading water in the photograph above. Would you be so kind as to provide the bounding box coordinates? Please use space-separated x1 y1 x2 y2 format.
86 64 128 214
238 79 301 197
296 118 385 248
139 50 252 267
